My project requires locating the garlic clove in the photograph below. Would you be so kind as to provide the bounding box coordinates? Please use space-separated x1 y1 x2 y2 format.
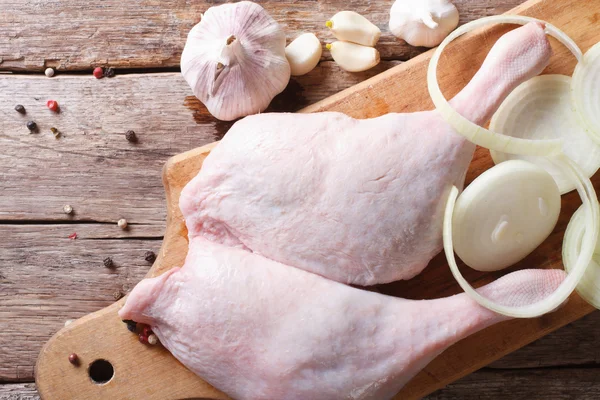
326 41 380 72
181 1 291 121
389 0 459 48
285 33 322 76
326 11 381 47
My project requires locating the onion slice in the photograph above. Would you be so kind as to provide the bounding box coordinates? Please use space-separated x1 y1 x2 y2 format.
563 206 600 309
443 154 599 318
490 75 600 194
572 41 600 144
452 160 561 272
428 15 582 156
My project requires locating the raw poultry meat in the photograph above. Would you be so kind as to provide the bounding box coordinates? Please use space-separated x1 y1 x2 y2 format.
119 237 565 400
180 22 552 285
119 23 561 400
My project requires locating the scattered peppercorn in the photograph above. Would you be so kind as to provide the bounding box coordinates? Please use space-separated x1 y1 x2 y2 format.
14 104 25 114
147 334 158 345
47 100 59 112
68 353 79 365
103 257 114 268
113 290 124 300
125 130 137 143
144 251 156 263
26 121 37 132
139 333 149 344
45 68 55 78
105 67 115 78
117 218 128 229
123 319 137 333
63 204 73 215
68 232 77 240
50 127 61 139
93 67 104 79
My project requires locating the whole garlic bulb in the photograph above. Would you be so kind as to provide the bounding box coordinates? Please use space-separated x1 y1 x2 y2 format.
389 0 459 48
181 1 291 121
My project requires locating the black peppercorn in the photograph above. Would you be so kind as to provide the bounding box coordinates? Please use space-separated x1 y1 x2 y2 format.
125 130 137 142
105 67 115 78
103 257 114 268
26 121 37 132
144 251 156 263
15 104 25 114
123 319 137 333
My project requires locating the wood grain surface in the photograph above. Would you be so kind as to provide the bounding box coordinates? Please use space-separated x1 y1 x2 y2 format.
2 0 600 398
0 62 398 224
0 224 161 380
0 0 521 71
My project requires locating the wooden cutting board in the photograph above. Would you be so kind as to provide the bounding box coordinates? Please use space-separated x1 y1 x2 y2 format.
35 0 600 398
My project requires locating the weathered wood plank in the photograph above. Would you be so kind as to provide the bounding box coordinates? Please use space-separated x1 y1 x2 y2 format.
0 62 396 224
0 224 162 381
425 368 600 399
0 383 39 400
0 0 523 71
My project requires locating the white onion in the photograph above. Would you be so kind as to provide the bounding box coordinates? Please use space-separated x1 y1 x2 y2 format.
563 206 600 309
443 154 599 318
427 15 582 156
452 160 561 272
490 75 600 194
572 41 600 144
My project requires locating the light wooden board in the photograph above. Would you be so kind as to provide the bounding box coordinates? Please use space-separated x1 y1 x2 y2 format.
33 0 600 398
0 0 521 71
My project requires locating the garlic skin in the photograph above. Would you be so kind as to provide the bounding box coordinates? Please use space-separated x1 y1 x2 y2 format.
389 0 459 48
181 1 291 121
327 42 380 72
326 11 381 47
285 33 322 76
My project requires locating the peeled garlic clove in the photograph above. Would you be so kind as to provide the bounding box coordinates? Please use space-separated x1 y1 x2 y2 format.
285 33 322 76
389 0 459 48
327 41 380 72
326 11 381 47
181 1 291 121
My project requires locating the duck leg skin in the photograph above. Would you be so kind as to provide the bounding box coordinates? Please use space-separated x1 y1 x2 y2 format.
120 238 564 400
179 23 552 285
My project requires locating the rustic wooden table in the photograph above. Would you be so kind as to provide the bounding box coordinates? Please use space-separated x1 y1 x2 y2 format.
1 0 599 399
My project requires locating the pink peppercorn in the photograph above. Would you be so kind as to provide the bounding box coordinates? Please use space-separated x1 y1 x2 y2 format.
142 326 152 337
68 353 79 365
139 333 148 344
47 100 59 112
93 67 104 79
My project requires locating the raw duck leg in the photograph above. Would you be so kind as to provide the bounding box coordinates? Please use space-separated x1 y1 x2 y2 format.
120 237 564 400
179 23 553 285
